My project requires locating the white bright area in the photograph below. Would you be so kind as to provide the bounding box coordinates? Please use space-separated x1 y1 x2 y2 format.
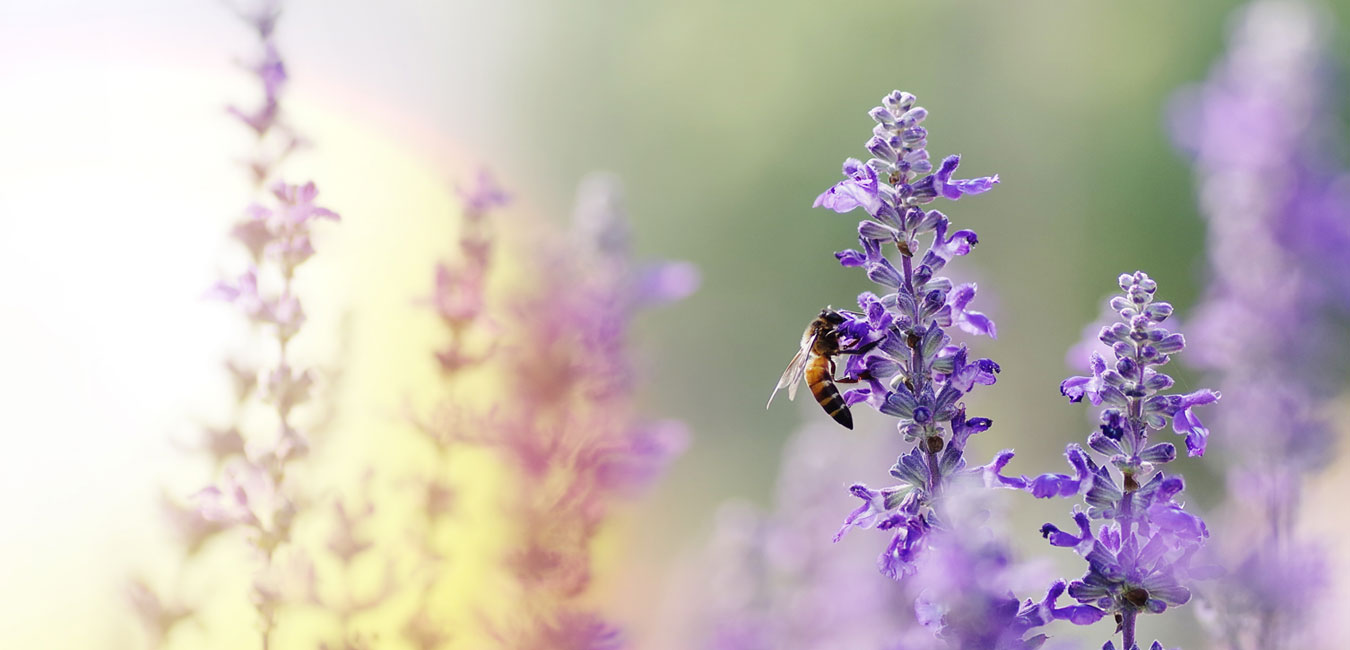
0 2 522 648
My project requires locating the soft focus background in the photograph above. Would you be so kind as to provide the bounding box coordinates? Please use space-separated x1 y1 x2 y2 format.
2 1 1349 649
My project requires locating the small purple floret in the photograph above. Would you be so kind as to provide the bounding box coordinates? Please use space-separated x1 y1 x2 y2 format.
813 158 882 215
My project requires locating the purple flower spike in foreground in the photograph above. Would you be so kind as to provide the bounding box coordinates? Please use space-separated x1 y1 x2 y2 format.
795 90 1057 648
1024 272 1217 650
814 91 1006 576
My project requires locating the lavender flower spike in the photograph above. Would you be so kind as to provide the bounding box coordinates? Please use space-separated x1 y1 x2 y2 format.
1029 272 1216 650
816 91 1005 572
796 90 1052 647
1169 2 1350 646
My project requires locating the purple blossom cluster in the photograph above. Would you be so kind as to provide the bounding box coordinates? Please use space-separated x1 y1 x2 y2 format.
402 170 512 650
129 4 335 648
426 173 695 648
811 90 1079 646
1007 272 1217 650
197 175 340 647
187 2 341 647
226 0 305 188
1168 1 1350 646
430 169 510 374
902 484 1079 650
793 91 1230 649
316 472 396 648
815 90 1004 570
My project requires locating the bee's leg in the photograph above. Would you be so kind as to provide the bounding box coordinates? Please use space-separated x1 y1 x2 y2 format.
830 359 863 384
847 338 883 355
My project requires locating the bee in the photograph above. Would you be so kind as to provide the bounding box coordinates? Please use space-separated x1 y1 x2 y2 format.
766 308 854 429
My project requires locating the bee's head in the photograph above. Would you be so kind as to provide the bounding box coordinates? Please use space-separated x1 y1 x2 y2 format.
818 307 846 325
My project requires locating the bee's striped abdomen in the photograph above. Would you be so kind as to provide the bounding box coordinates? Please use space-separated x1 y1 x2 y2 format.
806 356 853 429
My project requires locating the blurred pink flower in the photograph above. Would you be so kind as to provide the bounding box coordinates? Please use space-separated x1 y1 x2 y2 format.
265 363 312 418
194 462 292 549
270 180 340 224
432 262 485 326
127 579 192 648
456 168 510 216
210 268 268 320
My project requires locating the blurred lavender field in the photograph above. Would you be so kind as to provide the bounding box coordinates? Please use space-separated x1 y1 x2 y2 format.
2 1 1350 649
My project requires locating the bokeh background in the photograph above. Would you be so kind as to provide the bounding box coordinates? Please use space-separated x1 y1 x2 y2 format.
3 1 1349 649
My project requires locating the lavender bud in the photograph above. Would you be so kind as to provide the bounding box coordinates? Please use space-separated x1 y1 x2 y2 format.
867 158 897 175
1144 302 1172 322
1143 372 1174 391
1116 357 1138 377
1155 334 1185 354
874 202 903 230
867 259 904 289
914 209 942 232
1139 443 1177 464
1089 432 1124 455
899 107 928 127
912 263 934 287
884 90 916 112
902 148 931 165
859 220 899 242
867 136 899 163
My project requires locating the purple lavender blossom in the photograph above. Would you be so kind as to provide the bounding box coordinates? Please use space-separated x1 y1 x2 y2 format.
198 178 339 646
402 171 513 649
1167 2 1350 646
130 5 330 647
894 478 1094 650
800 90 1067 647
227 1 284 136
426 173 694 648
815 91 1006 573
226 0 306 188
427 168 508 375
1001 272 1217 650
456 167 511 216
191 6 341 645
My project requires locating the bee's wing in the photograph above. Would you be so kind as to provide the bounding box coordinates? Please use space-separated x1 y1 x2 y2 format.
766 332 816 409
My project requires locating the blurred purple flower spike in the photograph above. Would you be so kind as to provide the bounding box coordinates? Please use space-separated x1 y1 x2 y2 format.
1167 2 1350 645
457 168 511 216
426 171 695 647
